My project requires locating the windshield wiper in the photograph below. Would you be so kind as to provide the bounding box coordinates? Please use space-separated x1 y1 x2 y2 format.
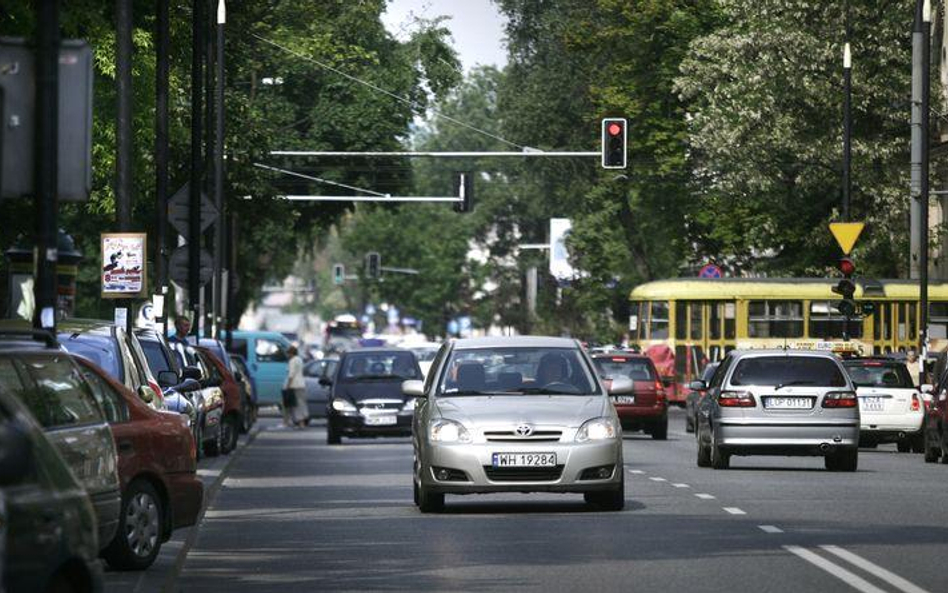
517 387 584 395
444 390 502 396
773 380 815 391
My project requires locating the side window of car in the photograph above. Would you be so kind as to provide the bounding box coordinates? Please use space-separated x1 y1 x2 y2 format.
81 367 130 423
709 355 732 391
424 344 451 393
256 339 288 362
20 356 104 428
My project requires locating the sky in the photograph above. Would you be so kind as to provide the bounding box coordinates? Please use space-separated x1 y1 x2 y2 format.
381 0 508 72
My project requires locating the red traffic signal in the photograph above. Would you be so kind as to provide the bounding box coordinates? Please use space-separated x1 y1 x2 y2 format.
601 117 627 169
838 257 855 277
607 122 623 136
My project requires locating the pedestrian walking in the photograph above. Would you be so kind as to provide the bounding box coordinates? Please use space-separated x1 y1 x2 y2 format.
168 314 193 368
906 348 921 387
284 345 308 428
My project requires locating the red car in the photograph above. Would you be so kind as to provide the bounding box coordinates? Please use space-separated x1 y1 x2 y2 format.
76 357 204 570
195 346 244 454
592 353 668 440
924 370 948 463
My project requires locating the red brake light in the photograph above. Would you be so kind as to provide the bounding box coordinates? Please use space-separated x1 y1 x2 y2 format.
719 391 756 407
911 394 921 412
863 362 883 367
611 357 626 362
822 391 857 408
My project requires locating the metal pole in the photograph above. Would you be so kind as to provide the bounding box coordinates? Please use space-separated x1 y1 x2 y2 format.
225 212 237 352
189 0 204 337
115 0 133 231
213 0 226 340
155 0 170 337
269 150 601 158
33 0 59 331
843 43 852 222
920 0 931 365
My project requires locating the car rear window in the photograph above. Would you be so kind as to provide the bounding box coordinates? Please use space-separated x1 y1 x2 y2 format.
730 356 847 387
844 362 914 388
59 333 122 380
340 351 420 382
17 355 103 428
593 358 655 381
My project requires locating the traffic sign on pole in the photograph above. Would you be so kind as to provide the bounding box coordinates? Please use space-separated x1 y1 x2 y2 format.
168 182 219 237
829 222 864 255
169 246 213 286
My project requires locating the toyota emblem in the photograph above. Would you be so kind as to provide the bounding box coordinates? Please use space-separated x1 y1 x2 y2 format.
515 424 533 437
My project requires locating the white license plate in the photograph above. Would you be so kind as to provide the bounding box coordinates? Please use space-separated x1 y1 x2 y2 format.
860 397 884 412
364 415 397 426
764 397 812 409
613 395 636 404
492 452 557 467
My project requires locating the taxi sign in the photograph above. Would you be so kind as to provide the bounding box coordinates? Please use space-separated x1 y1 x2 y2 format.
829 222 864 255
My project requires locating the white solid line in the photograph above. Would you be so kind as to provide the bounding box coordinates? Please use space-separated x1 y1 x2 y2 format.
695 493 716 500
648 477 667 482
672 483 690 488
723 507 746 515
783 546 888 593
758 525 784 534
820 546 932 593
628 469 645 474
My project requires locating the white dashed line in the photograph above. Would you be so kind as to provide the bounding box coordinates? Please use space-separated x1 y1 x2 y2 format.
723 507 746 515
695 493 716 500
648 477 667 482
628 469 645 474
758 525 784 534
671 483 690 488
820 546 932 593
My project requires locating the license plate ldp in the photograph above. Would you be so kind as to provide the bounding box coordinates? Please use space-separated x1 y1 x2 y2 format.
364 415 397 426
860 397 884 412
764 397 812 409
492 452 556 467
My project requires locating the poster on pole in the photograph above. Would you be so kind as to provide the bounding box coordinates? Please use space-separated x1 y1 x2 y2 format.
101 233 147 298
549 218 575 282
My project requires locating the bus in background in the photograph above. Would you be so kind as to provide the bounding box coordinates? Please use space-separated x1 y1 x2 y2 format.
629 278 948 406
322 314 364 354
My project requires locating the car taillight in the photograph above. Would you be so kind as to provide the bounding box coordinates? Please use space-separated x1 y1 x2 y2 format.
719 391 756 407
822 391 857 408
654 380 664 393
911 394 921 412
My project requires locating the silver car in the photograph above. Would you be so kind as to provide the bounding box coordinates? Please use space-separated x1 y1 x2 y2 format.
407 336 629 513
694 349 860 471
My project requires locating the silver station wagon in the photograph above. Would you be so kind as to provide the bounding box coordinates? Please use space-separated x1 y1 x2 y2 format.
693 349 860 471
407 336 629 512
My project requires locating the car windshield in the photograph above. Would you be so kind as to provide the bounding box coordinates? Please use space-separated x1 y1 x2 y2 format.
438 347 598 396
593 358 655 381
339 352 419 382
730 356 847 387
58 333 122 380
844 362 914 388
140 339 173 374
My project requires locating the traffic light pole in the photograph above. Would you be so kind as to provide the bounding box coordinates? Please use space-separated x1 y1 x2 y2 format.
918 1 931 369
189 0 204 336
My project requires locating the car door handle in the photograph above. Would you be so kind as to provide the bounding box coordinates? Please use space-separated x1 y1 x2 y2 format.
118 441 134 453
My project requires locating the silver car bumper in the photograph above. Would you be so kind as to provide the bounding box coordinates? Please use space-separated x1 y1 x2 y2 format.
714 418 860 453
421 439 623 494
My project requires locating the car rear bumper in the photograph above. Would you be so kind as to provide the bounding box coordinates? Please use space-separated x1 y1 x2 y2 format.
714 419 860 453
421 439 623 494
859 411 924 434
167 472 205 530
615 405 666 422
90 488 121 551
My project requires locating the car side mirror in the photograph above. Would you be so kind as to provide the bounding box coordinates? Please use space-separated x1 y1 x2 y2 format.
137 385 155 404
174 378 201 393
181 366 203 381
689 380 707 391
0 423 33 486
402 379 425 398
607 376 634 395
157 370 179 389
319 377 333 387
920 384 934 394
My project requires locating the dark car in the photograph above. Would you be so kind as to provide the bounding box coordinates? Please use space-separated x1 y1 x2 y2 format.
592 353 668 440
325 348 422 444
686 362 720 434
924 363 948 463
229 354 257 433
0 330 122 553
77 357 204 570
0 379 103 593
198 339 256 435
304 357 338 421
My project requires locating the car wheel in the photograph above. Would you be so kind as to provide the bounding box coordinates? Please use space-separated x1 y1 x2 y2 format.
221 415 239 454
651 418 668 441
204 422 222 457
825 448 858 472
417 483 444 513
924 426 940 463
685 414 695 434
103 480 163 571
327 421 341 445
696 426 712 468
193 420 204 461
897 439 911 453
911 432 925 454
710 437 730 470
584 479 625 511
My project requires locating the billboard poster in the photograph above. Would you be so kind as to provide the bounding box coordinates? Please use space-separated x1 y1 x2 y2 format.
101 233 147 298
549 218 575 281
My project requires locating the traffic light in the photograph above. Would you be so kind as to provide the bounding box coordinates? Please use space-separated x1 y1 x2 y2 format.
332 263 345 286
366 252 381 279
831 257 857 323
453 172 474 213
601 117 627 169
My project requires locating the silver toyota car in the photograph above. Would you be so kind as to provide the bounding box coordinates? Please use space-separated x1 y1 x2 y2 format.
693 349 860 471
407 336 629 513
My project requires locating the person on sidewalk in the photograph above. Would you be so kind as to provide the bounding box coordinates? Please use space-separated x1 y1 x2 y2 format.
906 348 921 387
284 345 308 428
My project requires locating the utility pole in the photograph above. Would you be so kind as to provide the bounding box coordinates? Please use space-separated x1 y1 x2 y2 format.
917 0 932 369
155 0 170 336
33 0 59 331
115 0 133 231
213 0 226 339
842 42 852 222
203 0 215 337
189 0 204 337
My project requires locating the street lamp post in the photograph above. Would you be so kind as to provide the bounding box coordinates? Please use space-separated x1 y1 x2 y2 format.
918 0 931 371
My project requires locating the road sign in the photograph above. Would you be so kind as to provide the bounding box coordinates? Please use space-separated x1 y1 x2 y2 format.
829 222 864 255
168 183 219 237
698 263 723 278
169 246 213 286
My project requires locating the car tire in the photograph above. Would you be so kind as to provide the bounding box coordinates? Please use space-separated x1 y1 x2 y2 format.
696 427 712 468
193 420 204 461
911 432 925 454
923 426 940 462
651 418 668 441
710 438 730 470
327 421 341 445
417 483 444 513
825 448 858 472
897 439 911 453
584 480 625 511
685 414 695 433
103 480 164 571
221 415 239 455
204 422 222 457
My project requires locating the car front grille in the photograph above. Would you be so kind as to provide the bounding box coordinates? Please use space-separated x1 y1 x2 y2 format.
483 430 563 443
357 399 403 413
483 465 564 482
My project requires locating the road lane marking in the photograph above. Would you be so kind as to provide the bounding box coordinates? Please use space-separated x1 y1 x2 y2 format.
695 493 715 499
671 483 689 488
758 525 783 534
820 546 932 593
783 546 888 593
723 507 746 515
648 477 667 482
628 469 645 474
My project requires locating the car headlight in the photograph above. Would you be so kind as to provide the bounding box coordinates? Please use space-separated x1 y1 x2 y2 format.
429 419 472 443
401 398 417 413
575 417 619 442
331 398 358 413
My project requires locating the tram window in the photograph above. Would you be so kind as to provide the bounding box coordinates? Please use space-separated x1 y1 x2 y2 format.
635 302 646 340
710 303 721 340
872 302 883 340
724 302 736 339
929 303 948 340
649 301 669 339
809 301 863 339
881 303 891 340
748 300 803 338
690 303 703 339
907 303 917 341
675 302 687 339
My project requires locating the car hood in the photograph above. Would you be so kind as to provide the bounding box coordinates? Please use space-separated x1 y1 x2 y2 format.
335 380 408 403
434 395 607 428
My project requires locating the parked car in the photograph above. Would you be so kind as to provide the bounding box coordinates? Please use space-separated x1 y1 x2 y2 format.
223 330 292 407
0 330 122 550
843 358 924 452
924 365 948 463
180 346 226 457
0 377 103 593
76 357 204 570
194 346 243 454
303 357 338 421
198 338 256 435
685 362 720 433
591 352 667 440
409 336 628 513
325 348 422 444
229 354 257 433
694 350 860 471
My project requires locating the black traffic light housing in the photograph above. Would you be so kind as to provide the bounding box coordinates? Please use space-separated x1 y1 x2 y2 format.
365 252 381 279
332 263 345 285
831 257 858 334
601 117 628 169
453 171 474 213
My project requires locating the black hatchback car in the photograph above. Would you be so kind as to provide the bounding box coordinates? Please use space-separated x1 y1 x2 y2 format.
325 348 422 444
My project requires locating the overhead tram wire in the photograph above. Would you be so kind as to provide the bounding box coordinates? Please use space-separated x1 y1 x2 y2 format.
253 163 388 197
250 33 526 151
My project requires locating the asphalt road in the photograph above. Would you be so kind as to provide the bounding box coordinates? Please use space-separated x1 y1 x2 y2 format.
151 410 948 592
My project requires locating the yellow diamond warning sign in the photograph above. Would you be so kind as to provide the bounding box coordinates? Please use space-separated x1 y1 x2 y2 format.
829 222 864 255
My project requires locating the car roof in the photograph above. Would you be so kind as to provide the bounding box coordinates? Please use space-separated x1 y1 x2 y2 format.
591 352 650 360
726 349 841 361
342 347 408 355
451 336 580 350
